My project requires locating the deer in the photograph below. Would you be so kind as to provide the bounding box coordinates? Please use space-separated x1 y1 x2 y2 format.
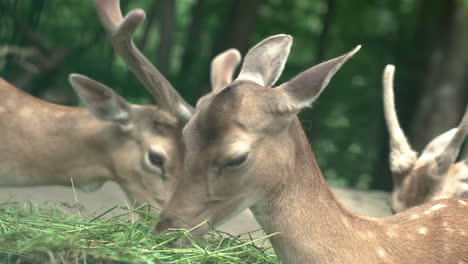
0 0 248 210
383 65 468 213
0 0 196 209
154 35 468 264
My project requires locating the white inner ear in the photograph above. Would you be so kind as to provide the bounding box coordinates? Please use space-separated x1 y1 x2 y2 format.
236 72 265 86
419 128 458 163
292 53 355 110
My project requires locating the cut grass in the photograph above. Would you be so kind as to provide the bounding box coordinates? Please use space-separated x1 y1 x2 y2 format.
0 201 278 264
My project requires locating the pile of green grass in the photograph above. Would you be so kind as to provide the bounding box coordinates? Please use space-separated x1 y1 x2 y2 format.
0 202 278 264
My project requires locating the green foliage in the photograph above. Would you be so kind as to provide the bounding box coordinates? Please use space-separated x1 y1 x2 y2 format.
458 0 468 7
0 202 278 264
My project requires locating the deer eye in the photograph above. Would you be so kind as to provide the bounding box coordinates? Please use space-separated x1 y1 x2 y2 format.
148 151 164 168
223 153 249 169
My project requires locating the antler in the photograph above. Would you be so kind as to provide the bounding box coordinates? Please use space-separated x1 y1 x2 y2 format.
383 65 417 178
94 0 193 120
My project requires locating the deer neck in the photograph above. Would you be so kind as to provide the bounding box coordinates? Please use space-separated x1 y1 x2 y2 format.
250 118 381 264
0 84 115 190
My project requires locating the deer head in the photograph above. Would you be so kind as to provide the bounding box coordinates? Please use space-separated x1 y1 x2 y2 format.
154 34 355 233
61 0 195 208
155 35 467 264
0 73 186 209
67 74 187 207
383 65 468 212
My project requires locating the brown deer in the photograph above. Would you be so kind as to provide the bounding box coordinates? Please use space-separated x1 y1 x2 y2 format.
383 65 468 213
0 0 247 210
0 74 187 209
155 35 468 264
0 0 194 209
0 78 189 209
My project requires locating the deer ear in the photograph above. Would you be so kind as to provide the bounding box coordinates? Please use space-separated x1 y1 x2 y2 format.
419 106 468 178
196 49 242 109
236 34 292 88
211 49 242 91
69 74 132 129
274 46 360 113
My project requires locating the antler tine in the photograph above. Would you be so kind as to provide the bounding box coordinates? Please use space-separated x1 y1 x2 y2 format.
383 65 417 176
94 0 193 120
93 0 124 32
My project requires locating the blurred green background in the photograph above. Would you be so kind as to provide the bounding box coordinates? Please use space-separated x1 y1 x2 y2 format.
1 0 467 191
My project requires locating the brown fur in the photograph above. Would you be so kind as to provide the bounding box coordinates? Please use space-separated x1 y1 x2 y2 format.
156 38 468 264
0 77 184 208
0 0 192 209
0 0 244 209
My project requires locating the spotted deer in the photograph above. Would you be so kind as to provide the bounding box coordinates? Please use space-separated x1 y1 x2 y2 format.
383 65 468 213
155 35 468 264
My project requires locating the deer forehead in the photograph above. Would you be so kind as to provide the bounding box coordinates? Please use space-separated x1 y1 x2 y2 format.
207 81 272 115
131 104 178 127
188 116 253 156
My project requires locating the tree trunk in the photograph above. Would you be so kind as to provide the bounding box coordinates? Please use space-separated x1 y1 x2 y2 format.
214 0 263 54
309 0 337 154
156 0 175 76
410 1 468 151
314 0 336 64
179 0 206 77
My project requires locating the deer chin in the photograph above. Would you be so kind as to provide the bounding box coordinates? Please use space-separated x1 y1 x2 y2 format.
154 193 261 236
209 193 263 228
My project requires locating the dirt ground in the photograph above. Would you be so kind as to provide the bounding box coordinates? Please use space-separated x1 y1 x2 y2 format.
0 182 392 237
